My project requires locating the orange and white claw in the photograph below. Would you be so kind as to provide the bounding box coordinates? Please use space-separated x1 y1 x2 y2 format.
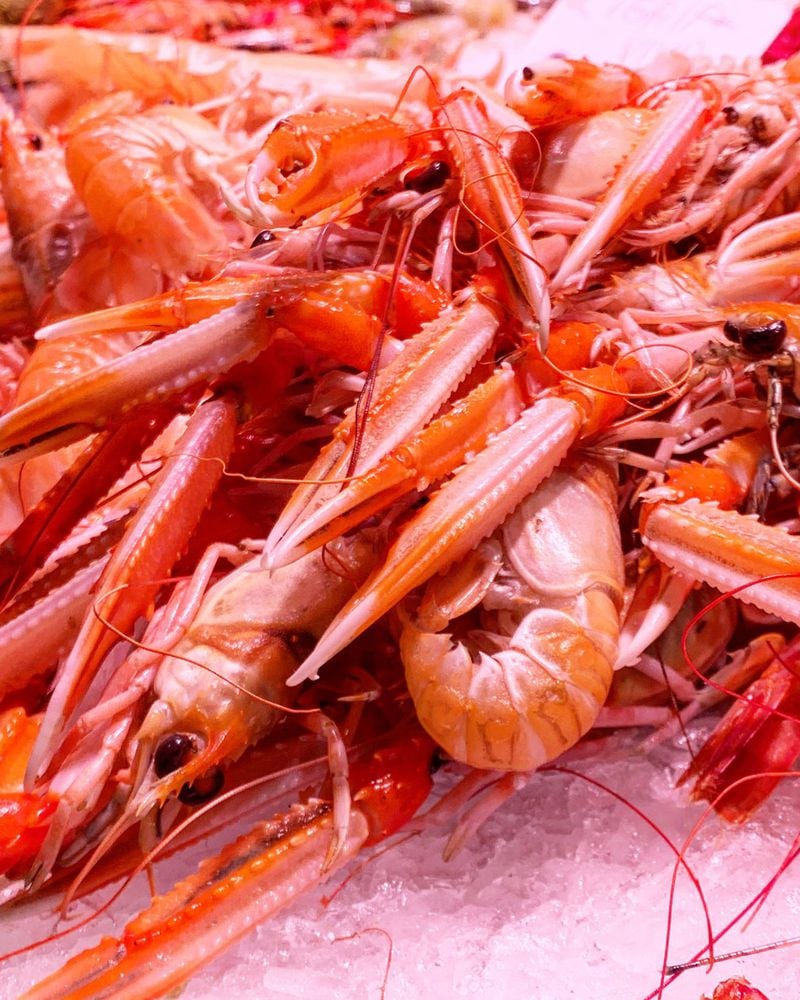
262 289 501 569
551 89 708 291
33 275 269 341
438 89 551 349
618 436 767 669
244 108 412 229
641 500 800 626
638 433 800 626
0 300 266 462
39 267 406 374
625 434 792 654
26 395 238 787
20 729 436 1000
267 365 524 570
287 366 627 688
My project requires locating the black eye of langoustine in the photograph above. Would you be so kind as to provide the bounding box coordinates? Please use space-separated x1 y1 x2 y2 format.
250 229 276 247
404 160 451 194
179 767 225 805
723 316 787 357
154 733 196 778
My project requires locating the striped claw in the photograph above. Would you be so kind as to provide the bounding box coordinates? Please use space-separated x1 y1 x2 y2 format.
262 289 502 569
26 396 238 786
289 383 619 686
266 367 523 569
284 350 628 687
641 500 800 626
0 301 265 463
552 89 708 291
438 89 551 350
0 268 415 467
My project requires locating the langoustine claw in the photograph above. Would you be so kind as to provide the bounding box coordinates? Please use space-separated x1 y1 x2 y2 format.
20 727 436 1000
25 396 238 785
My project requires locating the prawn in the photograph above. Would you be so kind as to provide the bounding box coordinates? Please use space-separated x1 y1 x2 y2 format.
63 104 233 282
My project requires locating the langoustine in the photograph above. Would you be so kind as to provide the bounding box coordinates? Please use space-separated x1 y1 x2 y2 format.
0 24 798 998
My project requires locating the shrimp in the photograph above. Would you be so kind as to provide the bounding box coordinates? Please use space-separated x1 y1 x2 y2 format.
1 109 91 317
551 88 710 289
266 300 800 775
4 530 380 894
679 639 800 823
238 84 550 342
20 725 436 1000
127 533 378 815
63 105 232 281
401 456 624 770
626 76 800 248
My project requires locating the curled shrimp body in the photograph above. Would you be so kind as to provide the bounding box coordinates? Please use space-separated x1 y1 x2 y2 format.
64 108 230 280
401 457 624 770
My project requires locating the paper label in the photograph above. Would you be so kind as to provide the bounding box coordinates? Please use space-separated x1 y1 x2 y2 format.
525 0 797 67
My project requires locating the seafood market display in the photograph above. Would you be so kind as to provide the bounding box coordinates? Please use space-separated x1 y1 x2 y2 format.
0 5 799 997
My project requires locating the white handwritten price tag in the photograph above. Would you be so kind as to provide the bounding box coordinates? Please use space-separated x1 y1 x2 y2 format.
526 0 797 66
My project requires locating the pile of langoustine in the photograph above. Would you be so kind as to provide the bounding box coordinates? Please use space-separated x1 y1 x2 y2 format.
0 20 799 999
